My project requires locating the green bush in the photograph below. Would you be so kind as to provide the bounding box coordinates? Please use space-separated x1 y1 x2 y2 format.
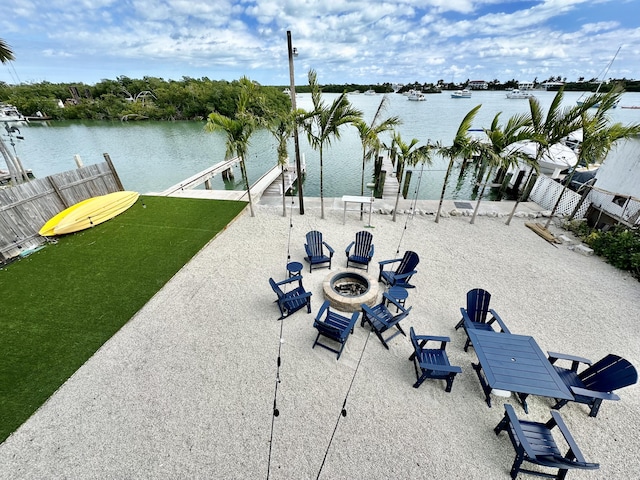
565 220 640 279
584 225 640 278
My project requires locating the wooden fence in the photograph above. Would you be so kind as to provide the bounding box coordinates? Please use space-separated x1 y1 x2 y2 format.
0 154 122 262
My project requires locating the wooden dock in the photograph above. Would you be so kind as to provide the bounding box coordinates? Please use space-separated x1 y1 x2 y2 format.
161 156 304 202
379 155 400 199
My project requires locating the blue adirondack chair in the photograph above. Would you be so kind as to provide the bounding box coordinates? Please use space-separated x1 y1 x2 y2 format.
458 289 511 352
345 230 374 271
312 301 359 360
378 250 419 288
547 352 638 417
494 404 599 479
269 276 312 320
455 288 494 330
409 327 462 391
304 230 334 272
360 292 412 349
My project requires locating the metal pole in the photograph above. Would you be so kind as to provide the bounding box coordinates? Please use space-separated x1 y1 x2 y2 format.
287 30 304 215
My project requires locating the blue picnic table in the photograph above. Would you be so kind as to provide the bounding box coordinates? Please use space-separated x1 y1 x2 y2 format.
467 329 574 413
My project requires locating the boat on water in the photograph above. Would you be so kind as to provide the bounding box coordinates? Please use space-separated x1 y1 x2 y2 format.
451 89 472 99
363 89 376 95
407 90 426 101
507 141 577 178
506 89 534 100
0 104 28 124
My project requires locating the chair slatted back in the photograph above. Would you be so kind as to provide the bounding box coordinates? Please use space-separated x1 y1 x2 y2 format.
353 231 373 258
397 251 419 275
306 230 324 257
580 354 638 392
269 278 284 299
467 288 492 323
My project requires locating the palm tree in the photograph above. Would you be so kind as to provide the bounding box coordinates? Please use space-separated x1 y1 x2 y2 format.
354 95 401 219
435 105 482 223
265 110 296 217
385 132 433 222
505 87 599 225
302 69 362 219
470 112 534 224
545 88 640 228
0 38 14 63
205 77 262 217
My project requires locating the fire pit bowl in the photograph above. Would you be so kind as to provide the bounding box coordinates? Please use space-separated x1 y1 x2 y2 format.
323 269 379 313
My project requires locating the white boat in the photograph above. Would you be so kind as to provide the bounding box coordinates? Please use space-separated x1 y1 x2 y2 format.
407 90 426 101
363 89 376 95
451 89 471 99
506 89 534 99
507 141 577 178
0 104 28 124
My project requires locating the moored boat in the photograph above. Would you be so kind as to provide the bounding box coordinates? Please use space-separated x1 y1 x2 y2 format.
0 104 28 124
507 141 577 178
451 89 472 99
407 90 426 101
506 89 534 99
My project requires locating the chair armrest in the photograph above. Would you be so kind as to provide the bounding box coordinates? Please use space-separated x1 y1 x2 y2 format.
382 292 409 314
276 275 303 286
549 410 590 464
378 257 401 267
315 300 330 322
547 351 592 371
488 309 511 334
369 245 375 257
345 241 355 255
419 362 462 374
570 386 620 402
413 334 452 344
347 311 360 330
502 404 538 459
323 242 334 255
392 269 417 281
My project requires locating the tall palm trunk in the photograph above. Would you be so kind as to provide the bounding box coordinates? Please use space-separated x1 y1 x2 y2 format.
470 166 494 224
435 158 454 223
239 157 255 217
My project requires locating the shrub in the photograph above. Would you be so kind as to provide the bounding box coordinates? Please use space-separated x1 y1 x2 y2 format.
584 225 640 278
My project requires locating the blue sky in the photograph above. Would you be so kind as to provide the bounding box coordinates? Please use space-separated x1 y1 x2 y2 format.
2 0 639 86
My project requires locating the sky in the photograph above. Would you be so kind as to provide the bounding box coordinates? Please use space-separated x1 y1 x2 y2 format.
2 0 639 87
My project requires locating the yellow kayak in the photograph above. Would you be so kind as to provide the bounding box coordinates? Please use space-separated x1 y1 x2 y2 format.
51 191 140 236
39 197 95 236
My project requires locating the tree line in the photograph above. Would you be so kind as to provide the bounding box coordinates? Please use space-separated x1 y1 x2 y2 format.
0 76 291 121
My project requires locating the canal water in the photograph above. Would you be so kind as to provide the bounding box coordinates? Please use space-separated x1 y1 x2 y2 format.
9 90 640 200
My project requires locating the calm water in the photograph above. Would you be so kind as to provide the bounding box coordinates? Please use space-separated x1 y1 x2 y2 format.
9 90 640 200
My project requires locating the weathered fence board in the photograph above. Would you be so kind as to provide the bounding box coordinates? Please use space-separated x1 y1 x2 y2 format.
0 160 121 262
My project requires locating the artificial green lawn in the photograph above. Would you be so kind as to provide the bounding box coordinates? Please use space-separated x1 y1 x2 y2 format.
0 195 246 444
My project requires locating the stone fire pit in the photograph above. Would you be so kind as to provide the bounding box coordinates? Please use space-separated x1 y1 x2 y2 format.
322 269 379 313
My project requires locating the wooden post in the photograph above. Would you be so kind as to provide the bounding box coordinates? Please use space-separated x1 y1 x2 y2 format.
569 182 595 221
48 176 70 208
402 170 412 199
103 153 125 191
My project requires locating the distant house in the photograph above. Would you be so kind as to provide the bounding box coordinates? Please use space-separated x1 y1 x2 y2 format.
541 81 565 90
518 81 535 90
468 80 488 90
